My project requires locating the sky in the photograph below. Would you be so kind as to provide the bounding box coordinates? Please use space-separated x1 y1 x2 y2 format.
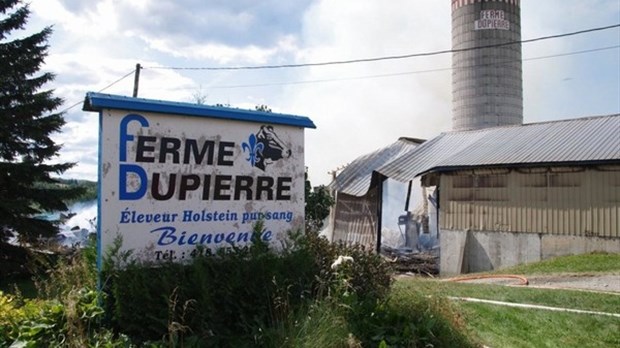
21 0 620 186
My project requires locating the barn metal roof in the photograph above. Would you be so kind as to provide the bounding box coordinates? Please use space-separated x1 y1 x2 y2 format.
377 114 620 182
330 137 424 196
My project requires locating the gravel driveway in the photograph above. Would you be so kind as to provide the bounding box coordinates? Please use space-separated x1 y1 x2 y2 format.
455 273 620 293
525 274 620 293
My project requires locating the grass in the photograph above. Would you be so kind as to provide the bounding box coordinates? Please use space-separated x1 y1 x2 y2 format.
459 302 619 348
397 279 620 313
495 252 620 275
395 252 620 348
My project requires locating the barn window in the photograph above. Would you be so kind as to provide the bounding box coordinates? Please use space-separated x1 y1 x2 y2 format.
453 175 474 188
476 174 507 188
548 173 580 187
521 173 546 187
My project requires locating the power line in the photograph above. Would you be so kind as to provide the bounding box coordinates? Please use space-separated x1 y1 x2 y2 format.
164 45 619 90
57 24 620 112
145 24 620 71
59 69 136 114
99 69 136 94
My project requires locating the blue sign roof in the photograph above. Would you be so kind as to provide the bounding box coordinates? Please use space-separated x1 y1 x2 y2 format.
83 92 316 129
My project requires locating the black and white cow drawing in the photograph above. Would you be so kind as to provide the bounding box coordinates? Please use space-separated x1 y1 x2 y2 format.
255 125 291 171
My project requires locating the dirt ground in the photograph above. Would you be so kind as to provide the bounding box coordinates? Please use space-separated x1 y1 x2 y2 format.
523 274 620 293
453 273 620 293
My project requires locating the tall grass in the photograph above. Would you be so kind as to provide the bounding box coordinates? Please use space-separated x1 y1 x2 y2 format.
368 282 478 348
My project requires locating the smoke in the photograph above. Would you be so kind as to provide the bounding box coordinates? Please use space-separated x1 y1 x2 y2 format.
63 200 97 232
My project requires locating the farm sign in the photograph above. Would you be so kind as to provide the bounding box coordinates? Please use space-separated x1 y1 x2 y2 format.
474 10 510 30
84 93 315 267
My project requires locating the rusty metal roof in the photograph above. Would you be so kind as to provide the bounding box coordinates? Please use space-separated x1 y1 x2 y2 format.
330 137 424 196
378 114 620 182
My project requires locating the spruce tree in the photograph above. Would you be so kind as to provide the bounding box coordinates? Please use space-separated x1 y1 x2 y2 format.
0 0 82 247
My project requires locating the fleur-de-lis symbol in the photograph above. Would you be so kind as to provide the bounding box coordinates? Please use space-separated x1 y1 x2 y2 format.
242 133 264 167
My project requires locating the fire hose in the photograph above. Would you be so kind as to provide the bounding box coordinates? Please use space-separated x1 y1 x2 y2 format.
445 274 529 286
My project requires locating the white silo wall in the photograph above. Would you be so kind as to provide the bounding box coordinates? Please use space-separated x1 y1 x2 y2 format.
451 0 523 131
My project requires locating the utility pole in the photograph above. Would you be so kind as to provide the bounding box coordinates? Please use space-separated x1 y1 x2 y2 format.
132 63 141 97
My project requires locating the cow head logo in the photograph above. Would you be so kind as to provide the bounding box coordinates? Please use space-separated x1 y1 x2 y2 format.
242 125 291 171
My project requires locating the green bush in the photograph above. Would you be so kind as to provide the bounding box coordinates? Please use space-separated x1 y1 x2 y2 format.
0 240 135 348
300 231 393 304
0 291 38 345
0 288 133 348
102 227 394 346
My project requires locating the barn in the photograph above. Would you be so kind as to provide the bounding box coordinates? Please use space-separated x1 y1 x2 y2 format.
377 114 620 274
326 1 619 275
327 137 424 251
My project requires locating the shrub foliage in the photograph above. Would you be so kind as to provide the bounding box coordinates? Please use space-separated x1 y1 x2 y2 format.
102 226 393 346
0 226 477 347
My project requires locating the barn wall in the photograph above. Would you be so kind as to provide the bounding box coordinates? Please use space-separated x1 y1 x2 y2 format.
435 166 620 275
439 230 619 275
331 188 379 250
439 166 619 237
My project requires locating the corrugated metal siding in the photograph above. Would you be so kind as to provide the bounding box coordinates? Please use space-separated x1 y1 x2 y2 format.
378 114 620 182
332 189 379 249
591 168 620 237
440 167 619 237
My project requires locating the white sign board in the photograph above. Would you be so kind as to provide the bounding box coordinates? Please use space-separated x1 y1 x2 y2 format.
91 94 312 265
475 10 510 30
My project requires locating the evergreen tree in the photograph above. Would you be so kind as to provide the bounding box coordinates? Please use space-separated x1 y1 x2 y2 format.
0 0 82 246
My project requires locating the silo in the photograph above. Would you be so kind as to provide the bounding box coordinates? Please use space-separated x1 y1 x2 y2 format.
451 0 523 131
